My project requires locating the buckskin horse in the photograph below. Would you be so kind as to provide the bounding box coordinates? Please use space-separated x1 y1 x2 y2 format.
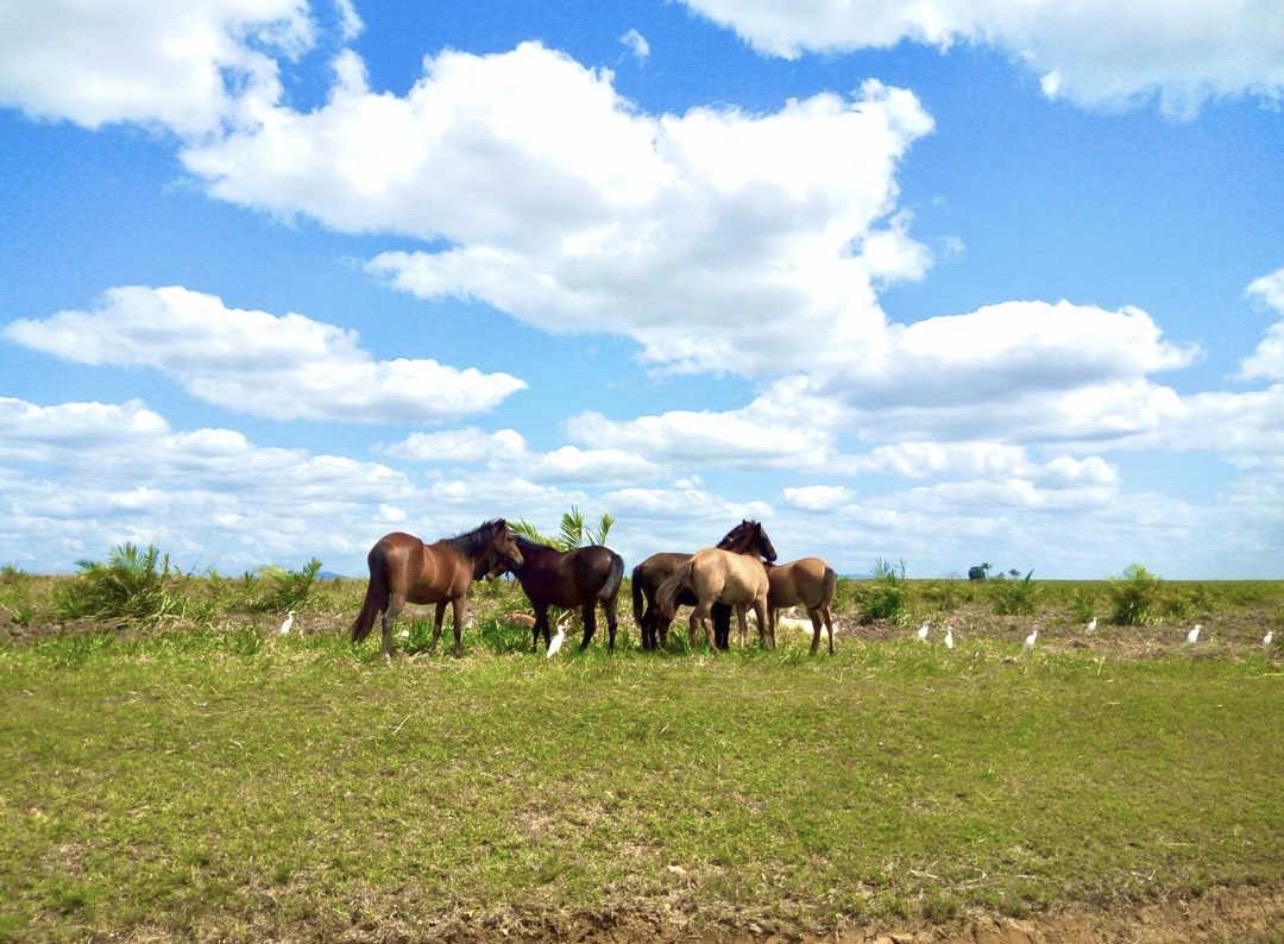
350 519 523 658
654 520 777 650
508 536 626 653
631 521 776 650
767 557 838 655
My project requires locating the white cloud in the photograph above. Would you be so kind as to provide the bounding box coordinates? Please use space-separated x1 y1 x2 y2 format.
4 286 526 424
334 0 363 41
0 0 312 135
0 396 418 573
781 485 852 511
383 427 662 484
620 28 650 62
1242 267 1284 382
676 0 1284 116
177 41 933 377
1247 267 1284 315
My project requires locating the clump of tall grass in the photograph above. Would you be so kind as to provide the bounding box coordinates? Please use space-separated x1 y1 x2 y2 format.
1107 563 1161 626
859 558 911 624
55 543 190 625
252 558 323 613
989 569 1038 615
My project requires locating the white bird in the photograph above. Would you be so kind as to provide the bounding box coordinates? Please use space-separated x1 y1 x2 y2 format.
1186 624 1201 645
278 610 294 635
1023 627 1038 652
1264 630 1274 648
944 624 955 650
546 625 566 658
1085 616 1098 635
917 621 930 643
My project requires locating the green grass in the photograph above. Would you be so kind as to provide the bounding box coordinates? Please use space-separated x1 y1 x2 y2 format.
2 627 1282 942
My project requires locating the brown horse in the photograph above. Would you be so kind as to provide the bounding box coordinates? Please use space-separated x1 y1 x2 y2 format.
631 521 772 650
509 536 626 653
655 520 777 650
767 557 838 655
350 519 523 658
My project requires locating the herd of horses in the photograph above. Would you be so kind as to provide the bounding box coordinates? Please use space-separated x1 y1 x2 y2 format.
349 519 838 659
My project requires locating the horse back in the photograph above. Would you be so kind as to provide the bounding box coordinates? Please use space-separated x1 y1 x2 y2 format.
691 548 768 604
382 534 468 604
768 557 833 609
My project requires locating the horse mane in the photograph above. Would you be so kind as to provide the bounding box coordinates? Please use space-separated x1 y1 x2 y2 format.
446 518 508 562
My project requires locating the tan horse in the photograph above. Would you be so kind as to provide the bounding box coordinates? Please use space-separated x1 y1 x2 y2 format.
767 557 837 655
655 520 777 650
350 519 523 658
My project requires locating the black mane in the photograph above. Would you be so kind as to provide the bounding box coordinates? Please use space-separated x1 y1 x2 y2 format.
446 518 507 561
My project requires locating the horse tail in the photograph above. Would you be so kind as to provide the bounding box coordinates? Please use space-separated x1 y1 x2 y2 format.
601 553 625 604
350 545 389 644
655 559 695 623
821 565 837 608
631 563 646 625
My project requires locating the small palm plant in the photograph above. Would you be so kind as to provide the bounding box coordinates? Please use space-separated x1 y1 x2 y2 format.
512 505 615 551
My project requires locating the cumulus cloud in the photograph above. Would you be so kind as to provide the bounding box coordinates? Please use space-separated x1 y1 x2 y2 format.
1242 267 1284 382
620 28 650 62
0 0 312 135
3 286 526 424
384 427 662 484
676 0 1284 116
0 396 418 572
177 41 933 376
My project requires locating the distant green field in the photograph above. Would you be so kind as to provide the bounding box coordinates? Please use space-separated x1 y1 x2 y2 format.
3 613 1282 943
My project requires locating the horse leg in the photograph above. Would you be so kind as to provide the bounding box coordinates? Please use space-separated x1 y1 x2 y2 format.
579 601 597 651
735 604 748 649
382 593 405 660
822 604 835 655
604 598 619 652
450 596 466 657
689 602 711 651
532 604 550 652
428 600 447 652
754 598 773 650
808 608 822 656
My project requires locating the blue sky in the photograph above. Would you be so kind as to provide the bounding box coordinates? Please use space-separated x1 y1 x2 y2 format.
1 0 1282 579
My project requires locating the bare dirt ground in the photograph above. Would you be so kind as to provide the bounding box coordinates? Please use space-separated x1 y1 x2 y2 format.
346 883 1284 944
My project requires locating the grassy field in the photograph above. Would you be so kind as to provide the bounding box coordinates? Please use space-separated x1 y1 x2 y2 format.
2 566 1283 942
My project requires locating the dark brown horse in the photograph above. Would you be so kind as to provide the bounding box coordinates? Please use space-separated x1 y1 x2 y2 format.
767 557 838 655
508 536 626 653
631 521 776 650
350 519 523 658
655 520 778 650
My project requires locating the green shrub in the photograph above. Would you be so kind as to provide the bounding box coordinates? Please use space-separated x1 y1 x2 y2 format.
1108 563 1161 626
55 543 189 625
859 559 911 624
990 570 1038 615
253 558 323 613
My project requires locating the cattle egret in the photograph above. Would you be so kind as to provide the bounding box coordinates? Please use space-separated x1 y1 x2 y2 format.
278 610 294 635
1023 627 1038 652
917 621 930 642
944 625 955 650
547 625 566 658
1086 616 1097 634
1186 624 1201 645
1264 630 1274 648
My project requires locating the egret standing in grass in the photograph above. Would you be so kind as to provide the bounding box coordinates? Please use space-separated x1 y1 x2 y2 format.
544 624 564 662
1023 627 1038 652
1264 630 1274 648
1085 616 1097 634
1186 624 1201 645
944 624 955 650
917 620 930 643
278 610 294 635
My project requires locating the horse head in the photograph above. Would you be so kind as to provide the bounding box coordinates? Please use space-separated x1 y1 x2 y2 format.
717 519 778 563
483 519 524 578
